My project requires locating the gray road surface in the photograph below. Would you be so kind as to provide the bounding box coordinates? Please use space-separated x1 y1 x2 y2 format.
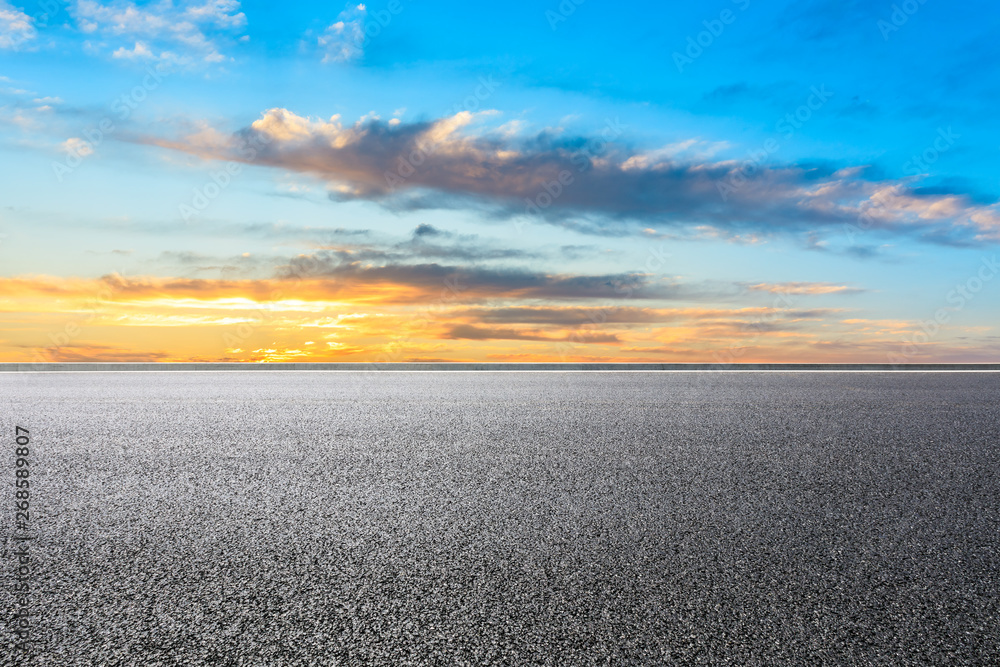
1 372 999 665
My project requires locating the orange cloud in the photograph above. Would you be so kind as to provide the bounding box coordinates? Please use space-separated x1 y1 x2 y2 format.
745 282 864 295
1 273 996 363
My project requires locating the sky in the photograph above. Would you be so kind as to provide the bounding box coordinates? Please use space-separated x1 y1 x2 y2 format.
1 0 999 363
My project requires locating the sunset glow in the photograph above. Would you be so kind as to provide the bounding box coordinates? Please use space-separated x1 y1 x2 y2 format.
2 1 998 362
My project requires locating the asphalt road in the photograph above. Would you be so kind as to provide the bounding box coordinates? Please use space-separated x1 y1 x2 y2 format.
2 372 999 665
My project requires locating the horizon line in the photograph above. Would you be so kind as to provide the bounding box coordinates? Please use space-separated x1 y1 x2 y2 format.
3 362 1000 372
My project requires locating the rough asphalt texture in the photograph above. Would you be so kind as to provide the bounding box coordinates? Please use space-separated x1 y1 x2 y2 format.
1 372 998 666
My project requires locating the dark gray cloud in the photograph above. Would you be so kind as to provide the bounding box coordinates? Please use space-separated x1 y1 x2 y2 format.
276 251 865 305
141 107 1000 245
136 223 543 279
413 223 443 237
306 229 543 264
457 306 683 326
278 255 656 302
456 305 843 327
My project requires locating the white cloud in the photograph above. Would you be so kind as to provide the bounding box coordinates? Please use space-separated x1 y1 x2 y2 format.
72 0 247 66
62 137 95 156
318 3 366 63
621 139 730 171
0 1 35 50
112 40 154 59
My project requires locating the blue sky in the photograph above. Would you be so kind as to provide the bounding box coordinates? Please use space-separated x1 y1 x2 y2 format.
1 0 998 362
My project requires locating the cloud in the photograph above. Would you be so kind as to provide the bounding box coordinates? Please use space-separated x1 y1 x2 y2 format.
5 271 995 364
112 40 156 60
276 256 660 303
62 137 95 157
254 225 541 266
453 305 843 327
71 0 247 66
457 306 670 326
315 243 535 264
139 107 1000 245
0 266 649 309
0 1 35 50
6 252 826 312
445 324 620 344
413 223 442 237
744 282 865 295
318 2 366 63
31 344 173 362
